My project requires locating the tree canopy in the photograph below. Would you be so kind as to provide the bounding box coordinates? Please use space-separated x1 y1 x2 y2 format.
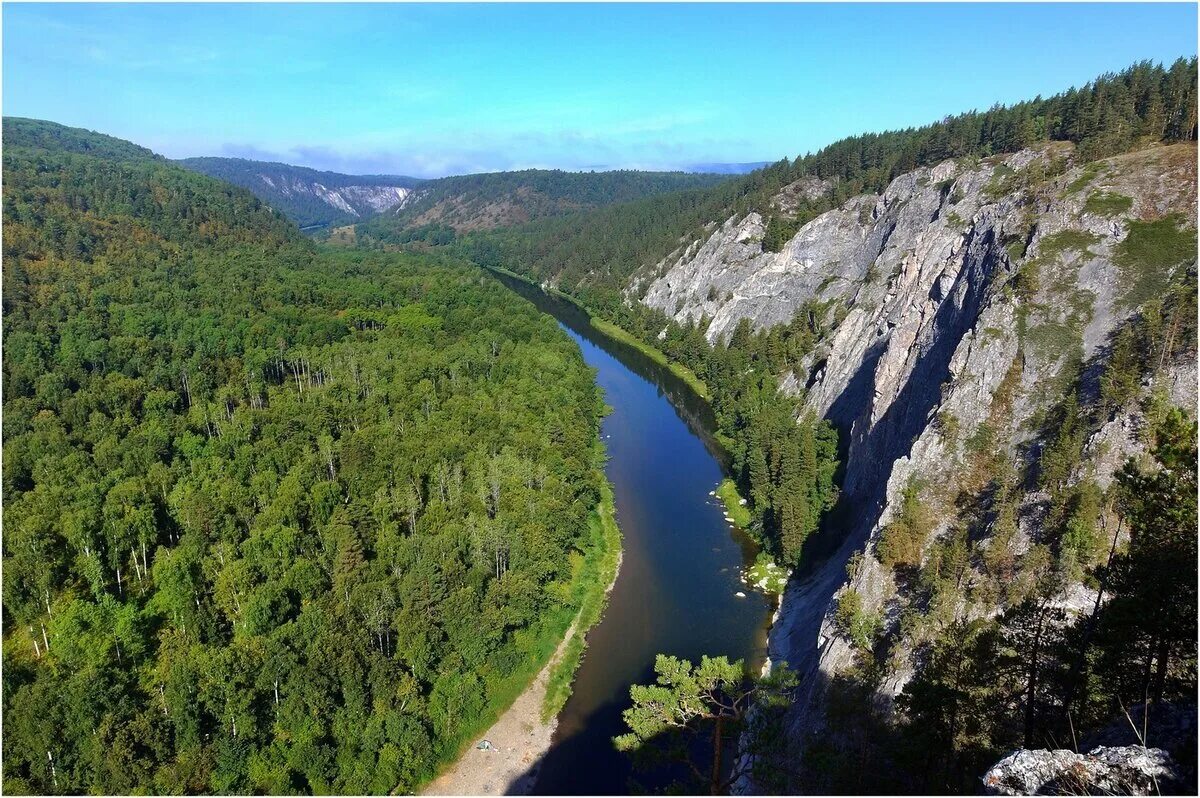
2 119 609 794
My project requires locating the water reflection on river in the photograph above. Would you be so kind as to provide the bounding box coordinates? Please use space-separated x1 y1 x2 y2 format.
490 271 772 795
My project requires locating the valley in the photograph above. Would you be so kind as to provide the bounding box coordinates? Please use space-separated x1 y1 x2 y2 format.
2 40 1197 798
490 270 772 795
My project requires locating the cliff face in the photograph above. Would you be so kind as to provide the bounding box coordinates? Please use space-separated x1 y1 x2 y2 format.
255 174 414 218
641 143 1197 767
177 157 422 228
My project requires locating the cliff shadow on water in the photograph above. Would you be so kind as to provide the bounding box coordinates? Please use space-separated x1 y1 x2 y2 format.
483 265 772 794
485 267 731 469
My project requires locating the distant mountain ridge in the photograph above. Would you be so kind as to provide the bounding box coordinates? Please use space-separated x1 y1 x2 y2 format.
178 157 424 228
371 168 734 236
180 155 735 234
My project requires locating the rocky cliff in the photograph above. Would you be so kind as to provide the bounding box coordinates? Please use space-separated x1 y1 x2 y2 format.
256 174 414 218
641 142 1197 785
178 156 422 228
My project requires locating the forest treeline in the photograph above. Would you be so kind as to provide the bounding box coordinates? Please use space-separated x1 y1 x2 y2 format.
2 119 610 793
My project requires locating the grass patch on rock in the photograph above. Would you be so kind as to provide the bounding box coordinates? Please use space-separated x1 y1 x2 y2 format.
983 163 1016 201
1064 161 1104 195
745 553 788 595
1084 190 1133 217
1035 229 1101 261
1114 213 1197 310
715 477 752 528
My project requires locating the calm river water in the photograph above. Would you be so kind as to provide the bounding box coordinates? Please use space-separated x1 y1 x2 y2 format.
491 272 773 795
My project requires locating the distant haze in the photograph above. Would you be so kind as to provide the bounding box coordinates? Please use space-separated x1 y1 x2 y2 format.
687 162 773 175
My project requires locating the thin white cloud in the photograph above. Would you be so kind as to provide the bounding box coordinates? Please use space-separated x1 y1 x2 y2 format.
208 128 765 178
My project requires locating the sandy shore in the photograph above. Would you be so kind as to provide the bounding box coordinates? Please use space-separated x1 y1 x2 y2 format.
421 623 578 797
423 487 622 797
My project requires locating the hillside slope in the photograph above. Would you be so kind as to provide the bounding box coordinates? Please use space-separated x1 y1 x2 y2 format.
645 139 1197 789
2 119 609 795
182 156 734 237
356 168 734 242
178 156 423 229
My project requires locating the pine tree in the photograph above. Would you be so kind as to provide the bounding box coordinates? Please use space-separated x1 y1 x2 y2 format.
334 522 365 607
747 442 771 512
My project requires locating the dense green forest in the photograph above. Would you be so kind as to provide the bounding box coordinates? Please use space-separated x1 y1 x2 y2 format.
178 157 424 229
2 119 611 793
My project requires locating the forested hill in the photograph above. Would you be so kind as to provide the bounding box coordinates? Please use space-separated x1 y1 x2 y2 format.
3 118 301 254
178 157 425 229
354 167 734 243
4 116 160 162
180 156 732 235
3 119 611 793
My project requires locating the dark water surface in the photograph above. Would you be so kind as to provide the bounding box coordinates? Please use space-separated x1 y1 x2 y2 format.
490 272 772 795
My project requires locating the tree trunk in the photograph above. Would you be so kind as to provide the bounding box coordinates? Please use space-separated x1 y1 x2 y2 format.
1024 609 1046 748
710 715 723 795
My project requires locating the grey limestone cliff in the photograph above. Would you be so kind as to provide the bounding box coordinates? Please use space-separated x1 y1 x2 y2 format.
641 142 1197 782
255 174 414 218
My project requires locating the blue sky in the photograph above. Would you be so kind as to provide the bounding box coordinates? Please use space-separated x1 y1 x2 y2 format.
3 3 1196 177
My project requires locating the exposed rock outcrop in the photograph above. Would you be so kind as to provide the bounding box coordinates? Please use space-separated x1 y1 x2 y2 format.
258 175 414 218
177 156 422 227
982 746 1181 795
640 142 1197 785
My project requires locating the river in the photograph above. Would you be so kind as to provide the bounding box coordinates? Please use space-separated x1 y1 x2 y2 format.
490 271 773 795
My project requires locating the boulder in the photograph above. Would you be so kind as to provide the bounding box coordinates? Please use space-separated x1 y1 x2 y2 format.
982 745 1181 795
